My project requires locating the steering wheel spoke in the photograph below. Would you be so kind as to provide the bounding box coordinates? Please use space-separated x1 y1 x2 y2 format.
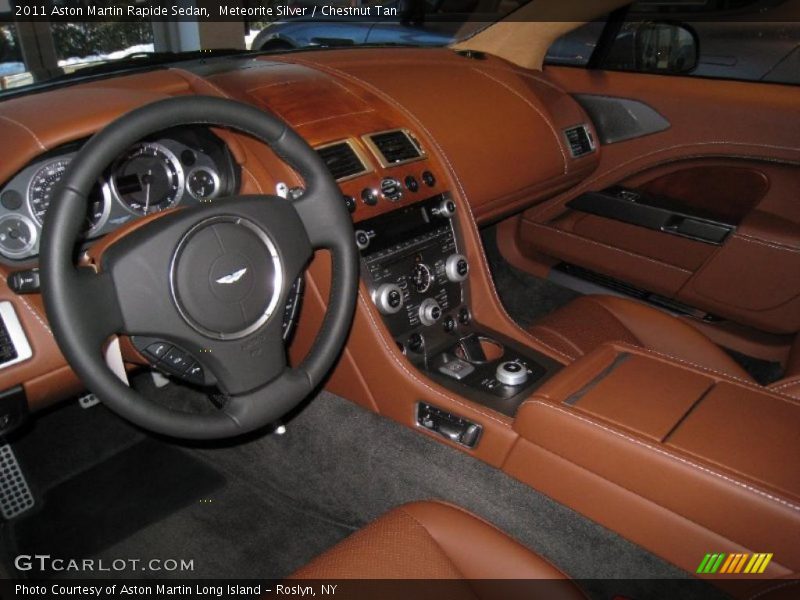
71 267 126 347
293 186 354 250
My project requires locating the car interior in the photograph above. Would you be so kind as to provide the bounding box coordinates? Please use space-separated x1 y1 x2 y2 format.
0 1 798 599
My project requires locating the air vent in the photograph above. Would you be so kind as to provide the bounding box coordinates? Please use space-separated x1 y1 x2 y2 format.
564 125 596 158
364 129 424 167
315 140 370 181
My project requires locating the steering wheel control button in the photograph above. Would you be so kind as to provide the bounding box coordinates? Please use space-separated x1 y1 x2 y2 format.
170 216 283 340
438 358 475 381
183 362 205 384
145 341 172 360
163 347 190 372
360 187 378 206
496 361 529 387
422 171 436 187
418 298 443 326
445 254 469 282
372 283 404 315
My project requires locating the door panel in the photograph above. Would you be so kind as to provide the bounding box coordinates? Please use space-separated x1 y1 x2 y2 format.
512 67 800 335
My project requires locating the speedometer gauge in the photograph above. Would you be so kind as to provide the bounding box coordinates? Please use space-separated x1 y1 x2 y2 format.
111 143 184 215
27 158 108 233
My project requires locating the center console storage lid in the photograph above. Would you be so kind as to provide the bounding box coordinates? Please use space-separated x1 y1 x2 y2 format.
509 344 800 575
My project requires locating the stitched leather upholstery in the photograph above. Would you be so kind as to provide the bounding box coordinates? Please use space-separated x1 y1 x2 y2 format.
292 501 585 596
529 295 753 379
530 294 800 399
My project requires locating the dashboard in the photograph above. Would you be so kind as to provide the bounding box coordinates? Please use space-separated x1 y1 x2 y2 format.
0 47 599 415
0 126 239 261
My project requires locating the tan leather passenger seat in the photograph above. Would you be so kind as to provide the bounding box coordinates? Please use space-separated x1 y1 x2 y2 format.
292 501 583 594
528 294 800 397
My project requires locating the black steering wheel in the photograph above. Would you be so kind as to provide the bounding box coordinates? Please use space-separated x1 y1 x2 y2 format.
40 96 359 440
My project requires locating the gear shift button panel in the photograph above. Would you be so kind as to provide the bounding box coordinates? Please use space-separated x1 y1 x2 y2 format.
437 357 475 381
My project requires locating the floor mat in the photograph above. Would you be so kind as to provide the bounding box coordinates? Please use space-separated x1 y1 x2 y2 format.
10 439 225 564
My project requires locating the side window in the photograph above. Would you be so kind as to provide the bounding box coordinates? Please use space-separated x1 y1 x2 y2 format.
545 0 800 86
0 24 27 90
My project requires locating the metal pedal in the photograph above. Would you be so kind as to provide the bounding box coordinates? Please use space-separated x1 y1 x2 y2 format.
78 393 101 409
0 443 34 519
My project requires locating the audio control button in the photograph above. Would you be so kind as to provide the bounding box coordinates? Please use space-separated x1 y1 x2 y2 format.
437 198 456 218
419 298 443 326
361 188 378 206
408 333 425 353
445 254 469 282
372 283 404 315
355 230 371 250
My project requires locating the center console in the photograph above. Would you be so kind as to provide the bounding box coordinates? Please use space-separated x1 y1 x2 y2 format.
507 342 800 580
356 194 561 422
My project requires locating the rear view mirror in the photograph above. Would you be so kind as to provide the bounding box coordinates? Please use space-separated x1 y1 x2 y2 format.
635 22 698 74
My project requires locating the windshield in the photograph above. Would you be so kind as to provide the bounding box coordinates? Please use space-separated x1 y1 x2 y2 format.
0 0 528 95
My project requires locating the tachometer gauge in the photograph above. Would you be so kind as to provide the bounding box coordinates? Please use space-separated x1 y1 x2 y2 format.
111 143 184 215
186 168 220 201
27 158 108 232
0 214 37 259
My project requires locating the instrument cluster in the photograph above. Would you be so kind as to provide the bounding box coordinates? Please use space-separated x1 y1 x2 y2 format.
0 127 238 261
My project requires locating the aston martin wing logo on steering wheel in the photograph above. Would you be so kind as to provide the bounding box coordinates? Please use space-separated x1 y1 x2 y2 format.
215 268 248 285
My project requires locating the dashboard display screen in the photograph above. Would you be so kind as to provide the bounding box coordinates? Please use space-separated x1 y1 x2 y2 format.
359 194 446 255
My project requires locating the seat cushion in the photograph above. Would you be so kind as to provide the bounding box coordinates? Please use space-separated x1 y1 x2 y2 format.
292 501 580 585
528 295 753 381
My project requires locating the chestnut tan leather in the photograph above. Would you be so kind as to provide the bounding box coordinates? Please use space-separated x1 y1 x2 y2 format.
508 344 800 581
293 501 582 589
0 263 83 410
510 66 800 335
281 49 600 224
527 294 753 380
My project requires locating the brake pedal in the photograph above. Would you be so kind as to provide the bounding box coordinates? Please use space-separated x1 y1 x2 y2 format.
78 393 101 409
0 443 34 519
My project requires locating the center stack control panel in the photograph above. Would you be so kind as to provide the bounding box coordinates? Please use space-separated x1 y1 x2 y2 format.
356 193 562 435
356 194 469 350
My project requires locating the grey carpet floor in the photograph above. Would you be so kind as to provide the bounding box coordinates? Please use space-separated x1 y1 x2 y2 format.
3 381 728 599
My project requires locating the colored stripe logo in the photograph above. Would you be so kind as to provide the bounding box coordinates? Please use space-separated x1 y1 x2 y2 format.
697 553 773 574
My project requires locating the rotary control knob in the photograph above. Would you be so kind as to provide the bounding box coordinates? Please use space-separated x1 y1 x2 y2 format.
355 230 371 251
372 283 404 315
438 198 456 218
445 254 469 282
496 361 529 387
418 298 443 326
